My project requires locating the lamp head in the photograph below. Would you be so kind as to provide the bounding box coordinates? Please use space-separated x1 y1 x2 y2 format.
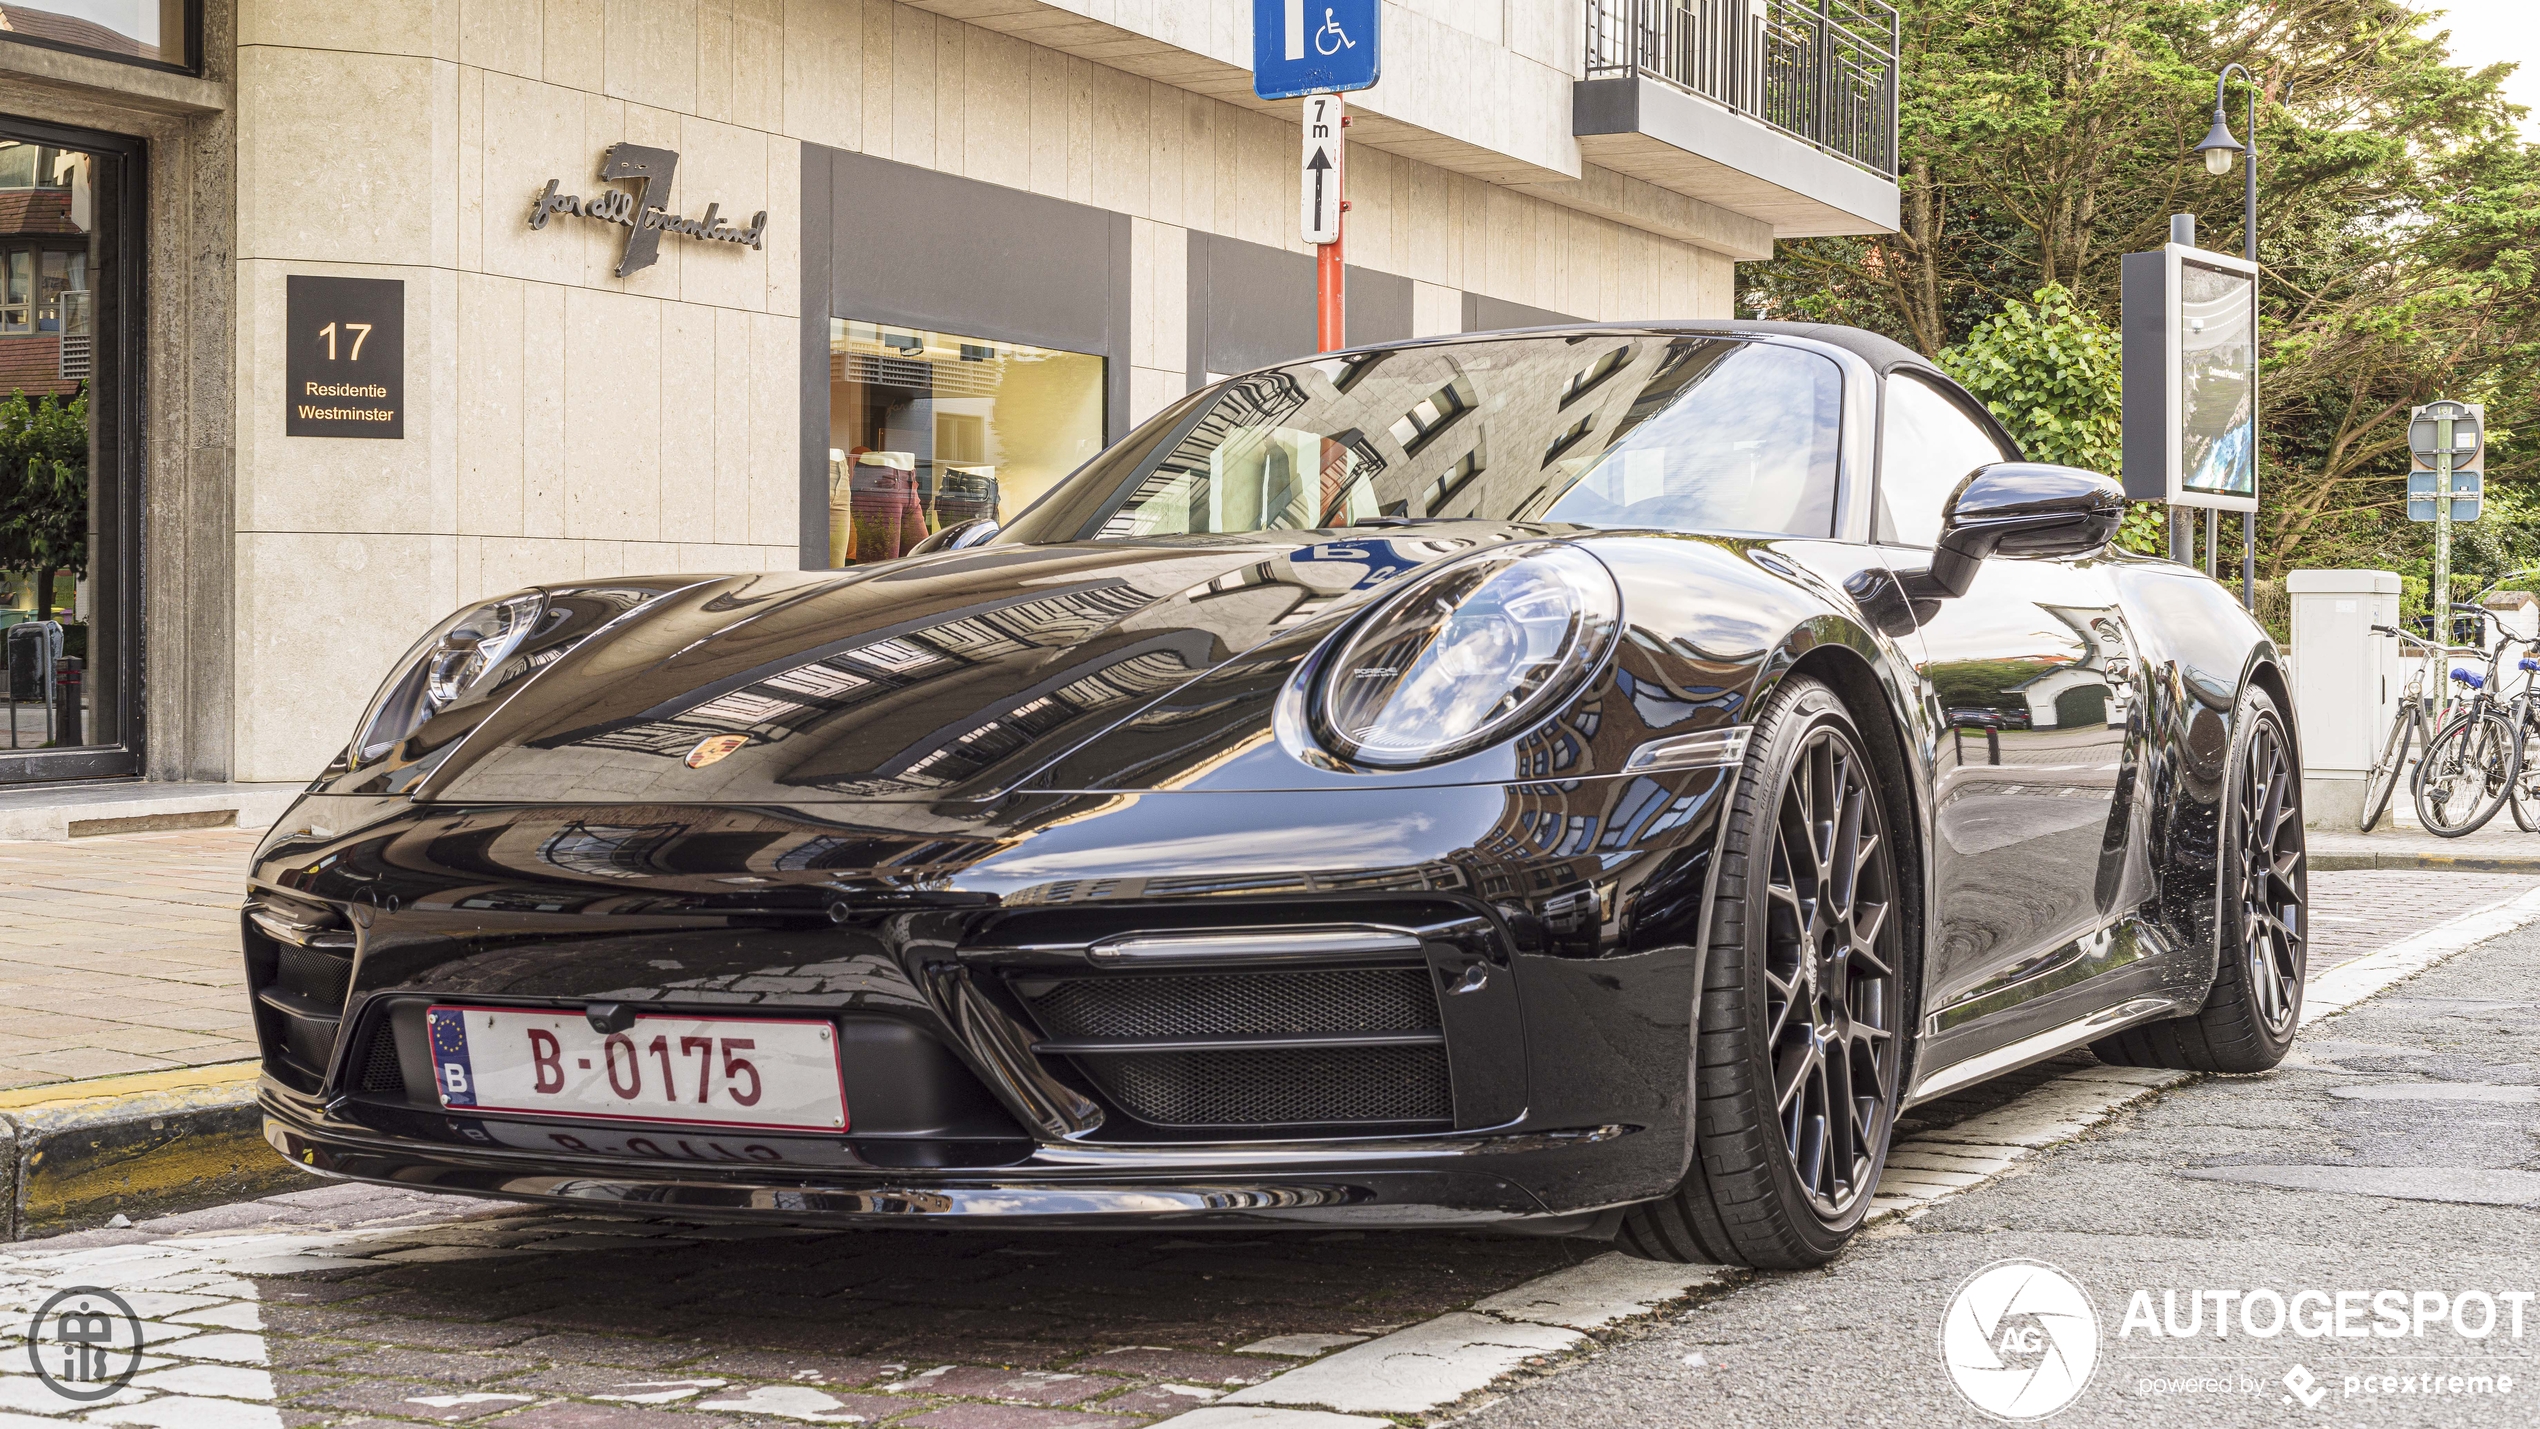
2195 114 2244 175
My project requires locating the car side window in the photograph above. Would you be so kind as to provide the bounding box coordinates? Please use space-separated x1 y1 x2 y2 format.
1877 374 2012 547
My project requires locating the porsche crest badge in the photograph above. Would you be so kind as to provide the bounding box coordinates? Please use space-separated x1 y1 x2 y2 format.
685 734 750 769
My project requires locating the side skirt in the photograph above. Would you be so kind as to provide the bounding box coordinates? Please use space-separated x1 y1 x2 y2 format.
1903 992 2190 1106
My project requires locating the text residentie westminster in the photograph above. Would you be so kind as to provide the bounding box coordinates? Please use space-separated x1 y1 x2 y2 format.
298 379 394 422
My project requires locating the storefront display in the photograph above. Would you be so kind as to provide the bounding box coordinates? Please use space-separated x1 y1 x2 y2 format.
825 320 1104 566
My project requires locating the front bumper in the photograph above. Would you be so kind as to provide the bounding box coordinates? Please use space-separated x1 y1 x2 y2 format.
244 777 1729 1223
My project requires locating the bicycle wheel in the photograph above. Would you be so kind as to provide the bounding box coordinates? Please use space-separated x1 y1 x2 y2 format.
2359 708 2417 833
2415 708 2521 837
2513 721 2540 832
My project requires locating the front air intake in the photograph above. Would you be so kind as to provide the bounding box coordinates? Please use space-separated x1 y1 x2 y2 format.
1015 965 1452 1129
244 893 357 1090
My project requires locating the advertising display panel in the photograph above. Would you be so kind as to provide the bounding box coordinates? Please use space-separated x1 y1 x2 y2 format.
2121 242 2261 512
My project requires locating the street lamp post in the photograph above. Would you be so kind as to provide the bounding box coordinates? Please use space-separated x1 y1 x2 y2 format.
2193 63 2259 612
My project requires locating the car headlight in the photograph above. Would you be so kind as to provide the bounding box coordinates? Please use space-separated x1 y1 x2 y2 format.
351 592 549 766
1309 542 1620 768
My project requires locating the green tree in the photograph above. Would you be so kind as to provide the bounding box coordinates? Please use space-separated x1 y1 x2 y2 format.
0 388 88 623
1938 283 2122 469
1741 0 2540 608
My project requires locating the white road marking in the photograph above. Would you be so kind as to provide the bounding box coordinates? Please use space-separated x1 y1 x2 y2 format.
1219 1312 1583 1415
693 1383 871 1421
1236 1333 1368 1356
1157 1409 1396 1428
1465 1257 1733 1332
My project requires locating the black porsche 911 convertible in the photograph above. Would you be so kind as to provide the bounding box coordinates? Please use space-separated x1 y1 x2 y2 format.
246 321 2304 1268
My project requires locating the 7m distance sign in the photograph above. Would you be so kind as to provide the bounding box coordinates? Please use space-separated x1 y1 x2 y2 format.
1302 94 1344 245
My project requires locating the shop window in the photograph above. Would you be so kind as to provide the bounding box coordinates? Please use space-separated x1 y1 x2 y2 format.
825 319 1104 566
0 1 196 71
0 125 124 782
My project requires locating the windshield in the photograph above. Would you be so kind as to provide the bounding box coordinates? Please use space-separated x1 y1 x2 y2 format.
997 334 1845 546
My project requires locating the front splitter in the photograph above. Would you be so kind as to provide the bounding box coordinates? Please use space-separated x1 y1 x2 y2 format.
264 1117 1569 1228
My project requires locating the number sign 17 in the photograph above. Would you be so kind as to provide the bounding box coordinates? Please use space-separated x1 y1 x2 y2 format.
316 322 374 361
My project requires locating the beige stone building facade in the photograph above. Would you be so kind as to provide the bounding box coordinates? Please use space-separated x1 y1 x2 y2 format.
0 0 1895 801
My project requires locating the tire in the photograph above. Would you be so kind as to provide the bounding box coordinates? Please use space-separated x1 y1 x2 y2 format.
2358 708 2413 833
1619 676 1908 1269
2093 684 2307 1074
2512 723 2540 832
2414 707 2520 837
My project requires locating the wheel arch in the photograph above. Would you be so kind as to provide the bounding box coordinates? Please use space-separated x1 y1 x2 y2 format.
1737 624 1933 1090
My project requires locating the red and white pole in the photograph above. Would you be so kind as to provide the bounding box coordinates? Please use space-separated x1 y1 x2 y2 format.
1303 98 1348 352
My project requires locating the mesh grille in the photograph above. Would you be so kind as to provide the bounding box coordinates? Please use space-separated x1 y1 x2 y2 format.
275 946 353 1011
1087 1045 1452 1127
358 1024 407 1095
1025 967 1439 1040
280 1016 338 1076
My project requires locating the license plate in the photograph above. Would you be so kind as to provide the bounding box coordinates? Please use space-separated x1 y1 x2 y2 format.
425 1006 847 1133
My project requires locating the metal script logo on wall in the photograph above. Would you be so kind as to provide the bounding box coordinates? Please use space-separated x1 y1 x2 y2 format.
528 144 768 278
24 1286 145 1402
1941 1260 2102 1420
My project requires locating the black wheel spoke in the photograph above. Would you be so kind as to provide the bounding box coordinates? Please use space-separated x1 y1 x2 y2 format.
2236 719 2307 1036
1762 719 1901 1221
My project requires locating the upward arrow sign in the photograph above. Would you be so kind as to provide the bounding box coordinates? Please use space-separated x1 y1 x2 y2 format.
1306 147 1332 233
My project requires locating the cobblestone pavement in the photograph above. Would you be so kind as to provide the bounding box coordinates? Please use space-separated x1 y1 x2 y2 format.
0 829 265 1088
0 1182 1602 1429
2304 869 2538 970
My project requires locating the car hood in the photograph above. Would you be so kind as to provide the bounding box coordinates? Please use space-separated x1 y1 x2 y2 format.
414 527 1548 806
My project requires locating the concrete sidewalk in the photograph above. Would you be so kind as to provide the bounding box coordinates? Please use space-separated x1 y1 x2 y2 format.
0 826 264 1088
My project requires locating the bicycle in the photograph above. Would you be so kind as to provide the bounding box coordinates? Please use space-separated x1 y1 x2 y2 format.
2359 623 2450 832
2414 613 2531 836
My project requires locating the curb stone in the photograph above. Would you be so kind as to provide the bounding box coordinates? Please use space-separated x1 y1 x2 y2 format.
2309 851 2540 873
0 1061 295 1240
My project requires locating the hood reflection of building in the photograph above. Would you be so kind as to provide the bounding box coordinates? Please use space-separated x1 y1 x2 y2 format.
562 579 1201 795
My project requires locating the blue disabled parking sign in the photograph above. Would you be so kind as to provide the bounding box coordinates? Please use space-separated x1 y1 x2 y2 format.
1254 0 1380 100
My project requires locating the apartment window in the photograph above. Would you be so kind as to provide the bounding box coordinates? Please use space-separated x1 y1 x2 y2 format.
0 1 197 71
825 319 1105 566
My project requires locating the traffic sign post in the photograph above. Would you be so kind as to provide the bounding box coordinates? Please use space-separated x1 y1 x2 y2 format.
1258 0 1379 353
2408 400 2485 632
1301 94 1346 350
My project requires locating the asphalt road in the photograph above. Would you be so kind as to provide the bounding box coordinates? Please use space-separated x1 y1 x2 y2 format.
1462 921 2540 1429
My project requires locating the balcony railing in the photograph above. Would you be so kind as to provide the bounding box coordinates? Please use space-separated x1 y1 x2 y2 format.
1584 0 1901 178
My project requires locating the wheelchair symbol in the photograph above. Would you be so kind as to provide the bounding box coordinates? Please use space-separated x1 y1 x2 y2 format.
1314 7 1355 56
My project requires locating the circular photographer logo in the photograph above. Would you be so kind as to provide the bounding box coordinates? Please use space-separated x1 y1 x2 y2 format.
1940 1259 2101 1420
24 1286 145 1403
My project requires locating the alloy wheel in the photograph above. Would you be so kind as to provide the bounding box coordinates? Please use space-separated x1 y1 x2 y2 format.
1762 725 1900 1219
2238 713 2306 1035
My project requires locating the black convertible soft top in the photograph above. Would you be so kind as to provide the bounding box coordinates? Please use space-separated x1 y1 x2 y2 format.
1423 317 2019 458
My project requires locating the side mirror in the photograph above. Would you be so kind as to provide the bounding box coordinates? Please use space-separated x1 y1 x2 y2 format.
1921 463 2124 598
908 517 1000 556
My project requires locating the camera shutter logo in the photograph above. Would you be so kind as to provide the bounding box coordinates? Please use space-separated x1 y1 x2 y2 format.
25 1287 145 1402
1940 1260 2101 1420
